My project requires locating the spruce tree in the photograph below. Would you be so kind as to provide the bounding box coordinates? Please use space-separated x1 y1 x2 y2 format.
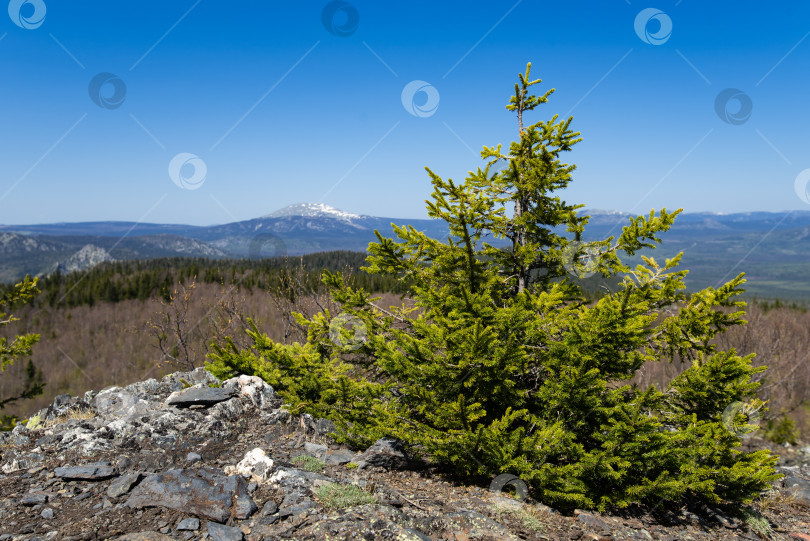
208 63 779 511
1 276 44 430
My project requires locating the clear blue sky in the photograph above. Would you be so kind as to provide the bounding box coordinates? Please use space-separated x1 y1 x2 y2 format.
1 1 809 225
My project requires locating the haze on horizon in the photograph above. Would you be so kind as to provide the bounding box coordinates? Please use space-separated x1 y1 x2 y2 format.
2 1 810 226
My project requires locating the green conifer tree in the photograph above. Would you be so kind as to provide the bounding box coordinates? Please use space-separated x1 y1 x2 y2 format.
208 64 779 511
1 275 44 430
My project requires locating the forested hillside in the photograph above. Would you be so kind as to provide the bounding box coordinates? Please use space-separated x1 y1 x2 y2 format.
0 252 407 421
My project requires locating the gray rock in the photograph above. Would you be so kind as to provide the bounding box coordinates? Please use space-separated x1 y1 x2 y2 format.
10 425 30 447
126 468 256 522
45 394 91 421
221 375 276 410
177 517 200 531
256 514 279 526
207 521 244 541
443 510 518 540
151 433 178 448
207 397 244 420
315 418 336 435
166 386 235 408
163 367 220 389
303 442 327 458
54 465 117 480
186 452 201 462
324 448 357 465
355 438 409 470
280 488 308 508
233 489 258 519
577 512 610 530
125 378 161 396
116 534 175 541
278 498 316 518
260 500 278 516
107 472 142 498
784 475 810 504
21 493 48 505
95 388 159 422
40 508 54 519
402 528 432 541
2 451 44 473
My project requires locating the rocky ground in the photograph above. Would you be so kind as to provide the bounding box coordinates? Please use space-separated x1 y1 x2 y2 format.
2 367 810 540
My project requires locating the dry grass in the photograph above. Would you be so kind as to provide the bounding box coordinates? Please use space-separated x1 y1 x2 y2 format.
756 488 804 513
27 406 96 430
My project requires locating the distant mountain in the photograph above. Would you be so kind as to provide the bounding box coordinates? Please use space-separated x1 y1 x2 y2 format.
1 205 810 300
263 202 363 221
0 231 229 283
55 244 114 274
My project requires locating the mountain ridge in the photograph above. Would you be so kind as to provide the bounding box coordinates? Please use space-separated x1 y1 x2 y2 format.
1 204 809 300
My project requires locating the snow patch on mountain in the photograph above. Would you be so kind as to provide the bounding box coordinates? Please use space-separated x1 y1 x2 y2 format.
264 203 362 222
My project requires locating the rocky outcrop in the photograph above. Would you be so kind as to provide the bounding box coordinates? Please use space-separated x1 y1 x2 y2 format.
1 367 809 540
54 244 114 274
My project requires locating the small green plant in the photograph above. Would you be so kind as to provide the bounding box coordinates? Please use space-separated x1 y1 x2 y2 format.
345 462 359 469
738 507 772 537
493 503 545 531
25 413 43 430
290 454 326 472
315 482 377 510
764 416 799 445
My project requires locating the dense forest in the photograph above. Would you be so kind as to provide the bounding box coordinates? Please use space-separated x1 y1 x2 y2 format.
21 251 408 308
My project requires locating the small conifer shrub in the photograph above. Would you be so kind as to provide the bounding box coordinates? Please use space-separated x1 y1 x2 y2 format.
1 276 44 430
208 64 780 511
